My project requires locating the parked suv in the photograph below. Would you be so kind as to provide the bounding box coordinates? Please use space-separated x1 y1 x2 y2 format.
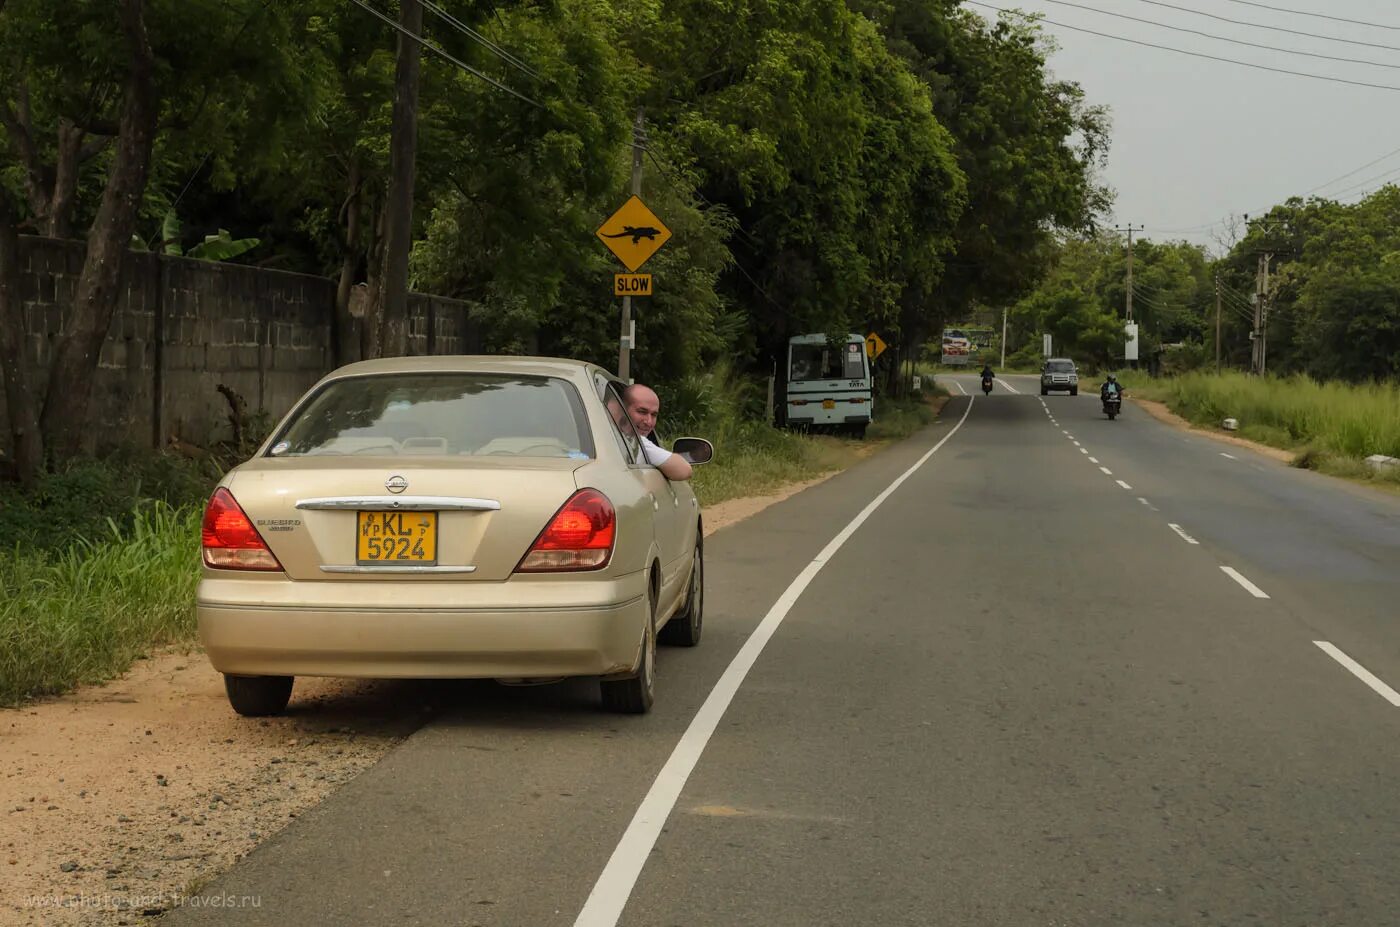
1040 358 1079 396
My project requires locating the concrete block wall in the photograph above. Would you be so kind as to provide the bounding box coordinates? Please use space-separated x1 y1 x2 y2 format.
0 237 482 457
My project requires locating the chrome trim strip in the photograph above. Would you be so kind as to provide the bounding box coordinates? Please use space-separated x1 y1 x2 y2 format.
199 594 645 613
296 496 500 512
319 564 478 574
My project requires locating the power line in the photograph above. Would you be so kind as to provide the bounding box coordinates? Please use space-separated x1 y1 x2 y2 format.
966 3 1400 92
1151 141 1400 235
419 0 543 82
1325 163 1400 199
1129 0 1400 54
1035 0 1400 71
1217 0 1400 32
347 0 542 108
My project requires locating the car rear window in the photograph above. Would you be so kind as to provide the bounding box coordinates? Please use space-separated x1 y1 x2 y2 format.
267 373 595 459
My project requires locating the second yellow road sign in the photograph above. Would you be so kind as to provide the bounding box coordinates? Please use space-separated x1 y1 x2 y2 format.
866 332 888 360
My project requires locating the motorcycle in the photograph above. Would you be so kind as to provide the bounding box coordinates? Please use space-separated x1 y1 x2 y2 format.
1102 393 1122 420
981 375 994 396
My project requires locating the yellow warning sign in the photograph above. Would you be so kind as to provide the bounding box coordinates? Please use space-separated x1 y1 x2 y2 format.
615 274 653 297
596 196 672 272
866 332 888 360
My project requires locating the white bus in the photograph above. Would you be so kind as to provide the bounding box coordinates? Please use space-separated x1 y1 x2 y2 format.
785 333 873 438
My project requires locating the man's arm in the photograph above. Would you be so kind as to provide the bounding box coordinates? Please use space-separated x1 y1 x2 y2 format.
640 435 693 481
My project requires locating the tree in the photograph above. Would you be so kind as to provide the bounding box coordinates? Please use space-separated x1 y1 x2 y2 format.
0 0 311 475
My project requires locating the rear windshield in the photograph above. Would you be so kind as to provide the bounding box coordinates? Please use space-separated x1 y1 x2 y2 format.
790 342 866 381
267 373 594 459
1046 361 1076 372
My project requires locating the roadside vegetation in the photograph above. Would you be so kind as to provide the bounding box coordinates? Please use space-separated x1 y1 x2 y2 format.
1123 371 1400 487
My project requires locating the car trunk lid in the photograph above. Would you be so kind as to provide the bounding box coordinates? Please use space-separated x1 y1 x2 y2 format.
224 457 585 582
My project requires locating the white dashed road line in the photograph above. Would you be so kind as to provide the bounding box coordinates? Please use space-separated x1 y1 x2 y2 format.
1088 456 1099 464
1220 566 1270 599
1221 453 1238 460
1313 642 1400 707
1138 497 1158 511
1168 524 1200 545
1115 480 1133 490
1099 466 1113 476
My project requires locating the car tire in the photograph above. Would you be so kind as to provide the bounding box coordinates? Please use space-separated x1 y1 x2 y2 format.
1040 387 1048 396
849 423 867 439
601 590 656 714
224 674 294 717
1070 387 1079 396
660 541 704 647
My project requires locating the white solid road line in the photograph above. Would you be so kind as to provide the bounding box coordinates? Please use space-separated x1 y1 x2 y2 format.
1168 524 1200 545
953 380 967 396
1313 642 1400 707
1220 566 1270 599
572 389 979 927
995 378 1020 394
1221 453 1238 460
1116 480 1133 490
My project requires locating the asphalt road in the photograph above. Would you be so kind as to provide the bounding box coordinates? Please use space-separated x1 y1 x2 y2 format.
168 378 1400 927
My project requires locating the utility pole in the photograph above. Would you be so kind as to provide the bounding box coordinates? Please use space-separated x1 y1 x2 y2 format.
1214 274 1222 373
1114 224 1144 322
374 0 422 359
1000 306 1008 368
618 108 645 382
1252 252 1273 376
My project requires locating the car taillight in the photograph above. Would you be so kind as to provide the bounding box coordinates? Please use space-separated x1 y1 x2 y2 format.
790 399 808 406
516 489 616 572
201 488 283 571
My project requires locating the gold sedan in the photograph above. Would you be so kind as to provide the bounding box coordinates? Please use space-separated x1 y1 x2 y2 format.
197 357 712 716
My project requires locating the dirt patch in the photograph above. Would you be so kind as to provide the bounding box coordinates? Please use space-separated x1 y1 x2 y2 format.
1132 397 1295 464
0 657 422 925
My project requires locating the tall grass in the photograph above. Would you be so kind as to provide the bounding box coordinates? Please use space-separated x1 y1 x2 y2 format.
1150 372 1400 460
0 504 201 706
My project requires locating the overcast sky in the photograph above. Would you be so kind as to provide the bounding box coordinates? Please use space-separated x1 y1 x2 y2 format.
967 0 1396 251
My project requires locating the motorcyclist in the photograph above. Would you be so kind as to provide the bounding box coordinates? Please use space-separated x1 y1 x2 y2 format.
1100 373 1124 402
980 364 995 384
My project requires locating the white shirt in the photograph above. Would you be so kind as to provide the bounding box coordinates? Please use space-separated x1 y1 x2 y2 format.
640 434 673 467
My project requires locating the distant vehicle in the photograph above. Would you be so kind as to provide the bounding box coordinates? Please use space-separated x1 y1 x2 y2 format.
785 333 873 438
197 356 713 717
1040 358 1079 396
941 328 972 366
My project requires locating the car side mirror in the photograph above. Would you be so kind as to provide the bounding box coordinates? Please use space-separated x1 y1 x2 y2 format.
672 437 714 465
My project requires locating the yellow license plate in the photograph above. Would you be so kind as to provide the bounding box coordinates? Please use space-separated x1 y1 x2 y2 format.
822 399 836 410
357 511 437 565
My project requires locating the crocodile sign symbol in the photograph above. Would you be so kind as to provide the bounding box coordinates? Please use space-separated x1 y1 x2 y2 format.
600 225 661 245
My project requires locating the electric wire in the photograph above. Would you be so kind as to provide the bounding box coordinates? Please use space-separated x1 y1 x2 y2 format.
1034 0 1400 71
347 0 543 108
966 2 1400 92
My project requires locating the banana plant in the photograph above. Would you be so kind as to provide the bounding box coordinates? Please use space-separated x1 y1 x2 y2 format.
130 209 259 261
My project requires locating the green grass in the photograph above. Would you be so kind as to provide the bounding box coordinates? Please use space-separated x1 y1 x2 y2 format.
1118 371 1400 486
0 504 201 706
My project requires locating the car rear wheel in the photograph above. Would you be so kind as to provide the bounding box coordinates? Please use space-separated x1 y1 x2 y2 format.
224 674 294 717
601 589 656 714
660 541 704 647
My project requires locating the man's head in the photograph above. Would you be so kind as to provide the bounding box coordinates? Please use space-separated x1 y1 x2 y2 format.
622 384 660 437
